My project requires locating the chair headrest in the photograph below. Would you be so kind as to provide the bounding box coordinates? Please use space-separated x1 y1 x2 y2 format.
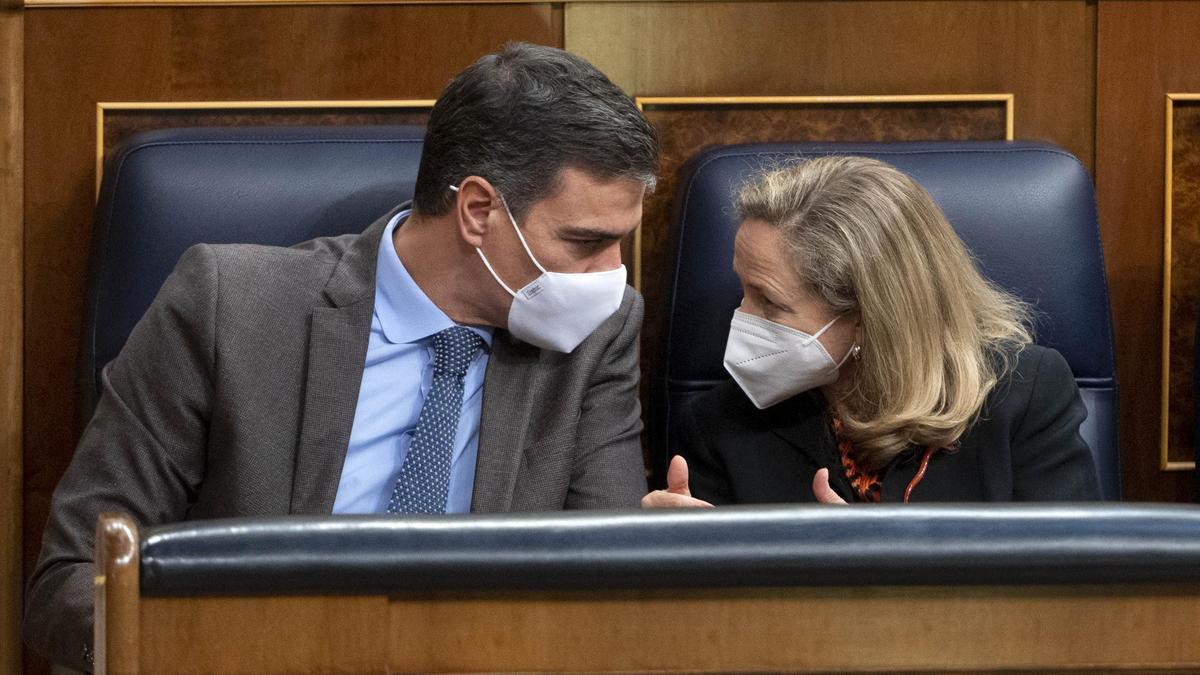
82 125 426 417
664 141 1115 387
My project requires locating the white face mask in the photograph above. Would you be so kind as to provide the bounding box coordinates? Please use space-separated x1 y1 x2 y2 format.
459 186 627 353
723 309 857 409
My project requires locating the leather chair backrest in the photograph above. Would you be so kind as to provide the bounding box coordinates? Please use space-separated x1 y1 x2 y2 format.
80 125 425 419
652 141 1120 499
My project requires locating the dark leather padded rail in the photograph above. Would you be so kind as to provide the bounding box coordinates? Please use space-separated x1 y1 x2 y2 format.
140 504 1200 595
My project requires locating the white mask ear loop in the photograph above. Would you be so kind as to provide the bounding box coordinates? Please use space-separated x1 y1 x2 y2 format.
451 184 520 297
474 249 518 297
808 314 858 367
451 183 549 292
805 314 842 346
498 199 548 275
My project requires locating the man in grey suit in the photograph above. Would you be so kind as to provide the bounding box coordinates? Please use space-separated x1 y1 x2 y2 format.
26 42 658 671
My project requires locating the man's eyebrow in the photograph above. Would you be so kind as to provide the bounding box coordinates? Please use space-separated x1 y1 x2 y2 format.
558 225 627 240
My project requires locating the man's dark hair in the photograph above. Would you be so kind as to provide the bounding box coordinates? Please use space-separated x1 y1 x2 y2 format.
413 42 659 219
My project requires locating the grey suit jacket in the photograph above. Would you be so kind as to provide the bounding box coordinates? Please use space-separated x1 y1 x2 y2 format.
25 206 648 671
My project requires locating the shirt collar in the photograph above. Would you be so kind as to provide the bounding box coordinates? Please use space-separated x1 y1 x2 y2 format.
375 210 493 347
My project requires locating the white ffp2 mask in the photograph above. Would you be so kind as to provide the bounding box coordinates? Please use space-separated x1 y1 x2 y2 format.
467 189 626 353
723 310 856 409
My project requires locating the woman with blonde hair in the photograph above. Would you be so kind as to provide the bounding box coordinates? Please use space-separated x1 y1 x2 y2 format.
643 156 1101 507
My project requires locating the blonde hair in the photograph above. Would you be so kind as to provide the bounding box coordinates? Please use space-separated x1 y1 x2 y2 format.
736 156 1033 470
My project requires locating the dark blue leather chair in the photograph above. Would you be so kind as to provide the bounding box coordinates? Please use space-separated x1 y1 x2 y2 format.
652 141 1120 500
80 125 425 419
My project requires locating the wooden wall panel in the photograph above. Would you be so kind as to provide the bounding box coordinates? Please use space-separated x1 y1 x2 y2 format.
2 0 23 671
1097 1 1200 502
1165 99 1200 472
565 1 1095 167
21 7 560 671
382 586 1200 672
127 585 1200 673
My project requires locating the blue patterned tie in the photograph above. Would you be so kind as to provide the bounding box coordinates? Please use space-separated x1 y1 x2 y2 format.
387 326 484 514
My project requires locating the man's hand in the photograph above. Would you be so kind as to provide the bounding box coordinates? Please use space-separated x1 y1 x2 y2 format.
641 455 714 508
812 467 848 504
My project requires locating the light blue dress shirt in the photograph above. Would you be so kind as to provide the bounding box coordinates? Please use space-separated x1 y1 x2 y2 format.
332 210 493 514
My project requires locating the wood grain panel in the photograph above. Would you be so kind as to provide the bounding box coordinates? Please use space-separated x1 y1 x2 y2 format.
2 0 23 670
384 586 1200 672
632 99 1008 444
1097 0 1200 502
140 596 390 673
1165 98 1200 472
565 1 1095 168
115 585 1200 672
21 8 560 672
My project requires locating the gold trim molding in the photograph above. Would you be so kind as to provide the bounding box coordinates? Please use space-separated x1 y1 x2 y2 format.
1160 93 1200 472
0 0 24 670
635 94 1016 140
32 0 699 7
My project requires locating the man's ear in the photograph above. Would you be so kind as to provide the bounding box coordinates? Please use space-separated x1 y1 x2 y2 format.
453 176 501 248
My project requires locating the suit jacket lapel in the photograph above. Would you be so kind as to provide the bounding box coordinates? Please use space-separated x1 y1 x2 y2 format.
471 332 539 512
289 206 402 514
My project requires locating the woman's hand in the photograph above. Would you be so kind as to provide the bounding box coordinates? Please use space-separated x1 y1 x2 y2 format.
641 455 714 508
812 468 848 504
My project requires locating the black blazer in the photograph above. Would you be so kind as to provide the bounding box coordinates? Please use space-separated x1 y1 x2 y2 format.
678 344 1102 503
